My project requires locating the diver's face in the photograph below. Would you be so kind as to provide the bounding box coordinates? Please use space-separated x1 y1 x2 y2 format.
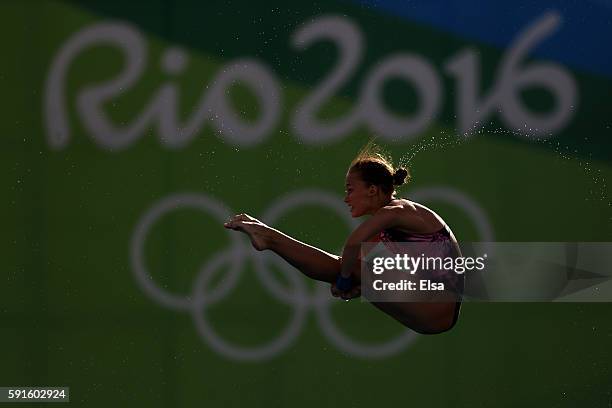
344 171 373 217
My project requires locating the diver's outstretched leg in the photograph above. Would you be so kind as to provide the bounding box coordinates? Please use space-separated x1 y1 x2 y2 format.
224 214 456 331
224 214 345 284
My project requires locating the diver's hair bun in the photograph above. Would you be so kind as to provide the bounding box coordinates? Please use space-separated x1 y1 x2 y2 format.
392 167 409 186
349 140 411 193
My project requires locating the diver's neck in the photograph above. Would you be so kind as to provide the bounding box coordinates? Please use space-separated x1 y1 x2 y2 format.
367 195 394 215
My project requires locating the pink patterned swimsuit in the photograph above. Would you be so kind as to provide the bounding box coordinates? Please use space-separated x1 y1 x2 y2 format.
373 224 464 320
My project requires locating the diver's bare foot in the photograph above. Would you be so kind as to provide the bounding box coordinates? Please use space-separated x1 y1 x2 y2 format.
224 214 270 251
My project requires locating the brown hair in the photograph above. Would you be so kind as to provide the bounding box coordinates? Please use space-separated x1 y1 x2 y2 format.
349 141 410 195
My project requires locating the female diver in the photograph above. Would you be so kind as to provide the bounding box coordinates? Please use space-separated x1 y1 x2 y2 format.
224 145 463 334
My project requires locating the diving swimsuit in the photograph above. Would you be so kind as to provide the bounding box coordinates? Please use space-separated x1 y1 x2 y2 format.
372 224 464 325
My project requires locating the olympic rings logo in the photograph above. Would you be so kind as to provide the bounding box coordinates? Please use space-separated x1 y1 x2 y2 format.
130 188 493 361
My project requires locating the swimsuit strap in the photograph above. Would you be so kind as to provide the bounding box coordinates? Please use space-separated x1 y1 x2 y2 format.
380 225 451 243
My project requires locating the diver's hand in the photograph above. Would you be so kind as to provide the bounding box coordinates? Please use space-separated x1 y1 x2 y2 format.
224 213 271 251
331 281 361 300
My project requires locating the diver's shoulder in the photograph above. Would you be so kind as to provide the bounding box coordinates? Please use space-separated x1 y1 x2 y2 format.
390 198 418 212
